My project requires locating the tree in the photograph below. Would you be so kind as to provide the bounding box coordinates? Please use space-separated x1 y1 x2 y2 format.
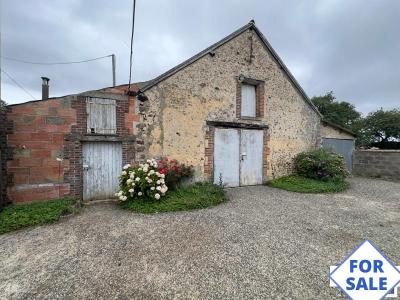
311 92 361 129
357 108 400 148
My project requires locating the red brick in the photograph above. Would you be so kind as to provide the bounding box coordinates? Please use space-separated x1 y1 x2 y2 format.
12 172 30 185
8 132 31 141
31 149 52 158
31 132 50 141
52 133 65 144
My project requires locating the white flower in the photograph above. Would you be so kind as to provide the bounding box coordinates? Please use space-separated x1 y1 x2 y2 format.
147 178 153 183
129 172 135 179
138 192 143 196
149 170 155 175
160 174 165 179
144 163 149 169
160 185 168 194
121 171 127 176
155 172 160 176
143 168 148 173
114 192 119 197
135 177 140 182
150 187 155 191
129 188 134 193
127 178 132 184
156 186 161 191
119 195 127 201
160 179 165 184
154 193 160 200
123 164 131 170
156 180 161 185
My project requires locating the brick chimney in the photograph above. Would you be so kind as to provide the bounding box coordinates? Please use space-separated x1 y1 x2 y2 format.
41 77 50 100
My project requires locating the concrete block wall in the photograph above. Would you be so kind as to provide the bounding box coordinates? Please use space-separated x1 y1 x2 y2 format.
353 150 400 180
6 98 76 203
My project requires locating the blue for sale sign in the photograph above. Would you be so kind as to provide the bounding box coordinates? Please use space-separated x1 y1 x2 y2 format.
330 240 400 300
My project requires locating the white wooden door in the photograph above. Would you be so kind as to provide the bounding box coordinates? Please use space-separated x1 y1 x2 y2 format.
241 84 256 117
213 128 240 187
240 130 263 185
213 128 263 187
86 97 117 134
82 142 122 201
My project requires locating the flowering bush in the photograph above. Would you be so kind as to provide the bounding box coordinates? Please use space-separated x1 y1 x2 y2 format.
157 157 194 188
294 148 348 181
116 159 168 201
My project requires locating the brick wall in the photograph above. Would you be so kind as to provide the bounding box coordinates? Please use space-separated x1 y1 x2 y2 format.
353 150 400 180
0 101 12 209
7 84 139 203
7 97 76 203
235 78 265 119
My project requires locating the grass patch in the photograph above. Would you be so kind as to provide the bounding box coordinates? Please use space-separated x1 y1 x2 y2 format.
0 198 74 234
119 183 227 213
266 175 349 193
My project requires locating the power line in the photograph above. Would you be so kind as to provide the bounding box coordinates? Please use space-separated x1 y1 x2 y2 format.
128 0 137 93
1 68 36 100
2 54 113 65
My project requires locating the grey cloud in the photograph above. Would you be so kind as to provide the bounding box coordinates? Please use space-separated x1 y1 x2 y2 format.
1 0 399 115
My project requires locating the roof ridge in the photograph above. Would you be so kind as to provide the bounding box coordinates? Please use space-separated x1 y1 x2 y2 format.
139 21 254 92
139 20 322 118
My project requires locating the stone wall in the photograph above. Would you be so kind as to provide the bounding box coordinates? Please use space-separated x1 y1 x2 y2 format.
320 123 354 140
138 28 321 181
353 150 400 180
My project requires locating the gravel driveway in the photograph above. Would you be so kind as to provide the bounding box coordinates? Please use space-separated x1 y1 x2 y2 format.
1 177 399 299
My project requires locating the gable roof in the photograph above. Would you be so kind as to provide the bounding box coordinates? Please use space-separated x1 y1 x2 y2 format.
139 20 322 117
322 119 357 137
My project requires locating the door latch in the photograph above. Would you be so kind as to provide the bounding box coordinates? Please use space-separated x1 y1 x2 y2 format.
241 152 247 160
83 164 90 170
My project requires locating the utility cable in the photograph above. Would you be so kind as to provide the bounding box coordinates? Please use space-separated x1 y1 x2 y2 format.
128 0 137 93
2 54 112 65
1 68 36 100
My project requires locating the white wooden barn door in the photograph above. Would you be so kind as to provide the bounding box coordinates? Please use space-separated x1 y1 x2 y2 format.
240 130 263 185
82 142 122 201
213 128 263 187
213 128 240 187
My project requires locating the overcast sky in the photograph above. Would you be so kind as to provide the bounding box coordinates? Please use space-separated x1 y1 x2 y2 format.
1 0 399 114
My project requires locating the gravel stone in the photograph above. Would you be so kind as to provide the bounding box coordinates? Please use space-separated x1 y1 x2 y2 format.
0 177 399 299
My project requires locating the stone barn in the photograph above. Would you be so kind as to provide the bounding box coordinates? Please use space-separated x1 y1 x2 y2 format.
3 20 355 203
133 20 355 186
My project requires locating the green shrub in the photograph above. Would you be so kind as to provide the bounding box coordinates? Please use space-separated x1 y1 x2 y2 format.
294 148 348 181
157 157 194 188
266 175 349 193
117 159 169 202
0 198 74 234
119 182 227 213
116 158 194 202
